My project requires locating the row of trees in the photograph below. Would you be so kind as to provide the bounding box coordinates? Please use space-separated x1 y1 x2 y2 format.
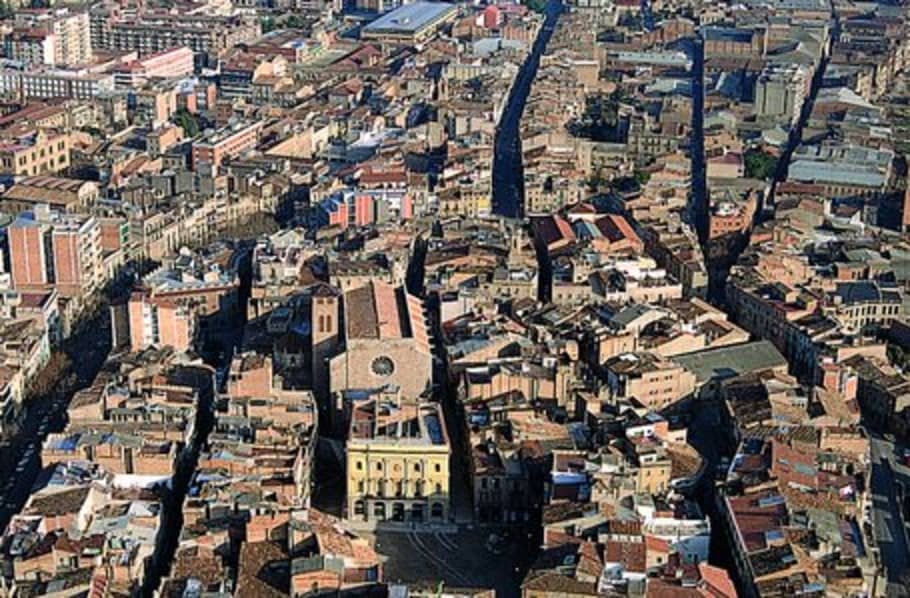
260 14 310 33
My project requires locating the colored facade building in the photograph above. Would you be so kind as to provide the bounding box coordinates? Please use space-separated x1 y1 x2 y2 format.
0 130 71 176
482 4 502 28
311 188 413 231
112 47 195 88
125 262 238 353
346 392 451 524
127 291 195 354
7 205 103 298
191 121 263 169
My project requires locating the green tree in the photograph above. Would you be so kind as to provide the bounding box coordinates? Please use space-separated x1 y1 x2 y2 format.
744 150 777 181
174 109 199 138
285 15 309 29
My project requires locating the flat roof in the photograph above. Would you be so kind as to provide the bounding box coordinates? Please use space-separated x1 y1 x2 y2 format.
672 340 787 384
362 1 456 35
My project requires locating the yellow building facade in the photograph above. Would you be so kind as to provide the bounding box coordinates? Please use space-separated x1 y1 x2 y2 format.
346 399 450 524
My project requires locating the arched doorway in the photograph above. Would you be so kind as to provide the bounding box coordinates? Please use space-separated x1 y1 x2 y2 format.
431 502 444 520
373 502 386 521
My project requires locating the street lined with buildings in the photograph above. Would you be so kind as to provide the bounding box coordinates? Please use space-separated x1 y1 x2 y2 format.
0 0 909 597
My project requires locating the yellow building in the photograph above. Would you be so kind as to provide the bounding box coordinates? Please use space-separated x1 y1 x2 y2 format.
437 185 492 218
0 130 71 176
346 392 450 524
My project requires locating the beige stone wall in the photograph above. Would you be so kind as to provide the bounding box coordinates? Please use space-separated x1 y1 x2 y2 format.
330 339 431 400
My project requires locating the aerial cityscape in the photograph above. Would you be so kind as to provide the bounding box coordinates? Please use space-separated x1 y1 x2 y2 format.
0 0 907 596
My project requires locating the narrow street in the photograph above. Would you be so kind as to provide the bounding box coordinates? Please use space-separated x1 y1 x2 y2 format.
0 306 113 534
140 365 217 598
141 240 254 597
685 398 740 583
695 10 836 306
492 0 562 218
689 32 707 248
869 434 910 596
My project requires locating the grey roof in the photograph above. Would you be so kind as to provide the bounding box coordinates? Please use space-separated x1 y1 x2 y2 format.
702 27 755 43
362 2 456 34
610 304 657 328
788 160 887 188
672 340 788 384
834 281 902 305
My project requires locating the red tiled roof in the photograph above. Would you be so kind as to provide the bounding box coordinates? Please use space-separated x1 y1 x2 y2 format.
697 562 737 598
604 538 646 572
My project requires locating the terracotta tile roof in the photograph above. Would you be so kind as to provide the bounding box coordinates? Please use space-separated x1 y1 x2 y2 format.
169 544 227 589
236 541 289 598
604 538 646 572
576 541 603 578
535 215 576 248
25 486 90 517
647 580 702 597
522 571 598 594
344 281 421 341
697 562 737 598
595 214 641 246
645 534 672 553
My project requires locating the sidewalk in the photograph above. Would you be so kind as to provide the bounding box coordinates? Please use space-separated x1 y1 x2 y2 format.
346 519 459 534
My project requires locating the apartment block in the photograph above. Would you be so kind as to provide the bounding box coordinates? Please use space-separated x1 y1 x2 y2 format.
127 291 195 354
112 47 195 89
126 266 237 353
7 205 103 298
3 27 55 66
102 14 259 60
604 352 697 409
12 7 92 66
754 64 810 125
0 68 114 101
0 129 71 176
191 120 263 169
